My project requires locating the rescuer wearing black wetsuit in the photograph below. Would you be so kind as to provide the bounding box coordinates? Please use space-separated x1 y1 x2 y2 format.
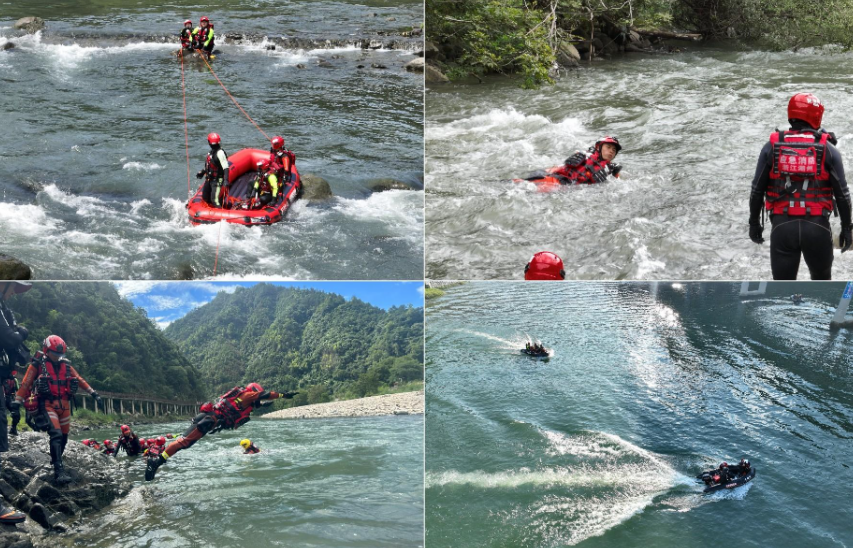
749 93 853 280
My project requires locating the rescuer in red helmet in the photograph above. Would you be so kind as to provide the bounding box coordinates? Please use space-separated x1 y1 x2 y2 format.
546 136 623 185
192 16 216 59
196 133 230 208
269 136 297 184
524 251 566 280
748 93 852 279
249 160 279 208
179 20 195 54
145 383 298 481
115 424 142 457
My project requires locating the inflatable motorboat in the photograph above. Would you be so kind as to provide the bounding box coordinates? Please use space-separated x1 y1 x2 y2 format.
521 347 550 358
791 294 804 304
698 465 756 493
512 167 570 193
186 148 301 226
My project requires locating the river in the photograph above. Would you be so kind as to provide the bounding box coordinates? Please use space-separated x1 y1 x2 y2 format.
425 45 853 280
1 0 424 280
426 281 853 547
68 415 424 547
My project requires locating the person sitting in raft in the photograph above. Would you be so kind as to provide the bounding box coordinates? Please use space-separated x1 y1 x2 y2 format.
240 439 260 454
179 20 195 53
269 136 296 183
544 136 623 185
192 16 215 59
249 160 279 208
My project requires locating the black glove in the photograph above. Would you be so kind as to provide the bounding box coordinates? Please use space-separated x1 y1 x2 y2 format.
749 221 764 244
564 151 586 167
281 391 299 399
91 391 103 405
591 169 609 184
610 164 622 178
196 170 205 179
840 224 853 252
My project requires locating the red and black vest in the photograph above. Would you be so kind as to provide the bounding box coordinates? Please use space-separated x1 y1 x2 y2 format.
766 130 833 216
204 148 228 180
34 353 76 400
269 150 294 175
554 151 615 185
196 26 213 45
213 386 254 429
180 28 193 47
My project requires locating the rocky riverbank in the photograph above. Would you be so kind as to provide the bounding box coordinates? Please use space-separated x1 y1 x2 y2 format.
261 391 424 420
0 433 131 547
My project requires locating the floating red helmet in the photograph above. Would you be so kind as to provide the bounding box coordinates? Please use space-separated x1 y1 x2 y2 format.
595 136 622 153
246 382 264 393
184 19 192 26
271 136 285 150
200 16 210 24
43 335 67 356
120 425 131 435
156 436 166 446
207 132 221 145
788 93 824 129
524 252 566 281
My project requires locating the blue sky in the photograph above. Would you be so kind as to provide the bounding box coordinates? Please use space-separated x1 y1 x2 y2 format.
113 281 424 329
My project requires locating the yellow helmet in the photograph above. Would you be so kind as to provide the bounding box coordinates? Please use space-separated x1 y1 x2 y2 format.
240 439 251 449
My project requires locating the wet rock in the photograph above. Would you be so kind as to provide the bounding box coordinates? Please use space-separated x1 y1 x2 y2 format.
27 503 53 529
424 41 439 59
405 57 424 73
0 255 32 280
367 178 417 192
371 63 387 69
357 65 365 69
556 42 580 66
366 40 383 50
386 17 397 22
300 174 333 200
265 44 276 51
317 59 333 68
425 64 449 84
0 529 33 548
296 63 306 69
175 262 194 281
13 17 44 34
2 43 14 51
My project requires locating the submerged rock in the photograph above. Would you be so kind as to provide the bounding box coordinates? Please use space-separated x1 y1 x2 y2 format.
367 178 418 192
425 64 449 84
13 17 45 34
300 174 333 201
0 255 32 280
405 57 424 73
2 42 15 51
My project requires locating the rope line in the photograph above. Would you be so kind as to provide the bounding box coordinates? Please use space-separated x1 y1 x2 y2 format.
200 54 270 140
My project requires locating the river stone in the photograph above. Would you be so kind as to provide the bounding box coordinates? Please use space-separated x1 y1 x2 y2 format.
424 41 439 59
0 255 32 280
2 43 14 51
0 530 33 548
300 174 333 200
317 59 333 68
367 178 415 192
556 42 580 66
425 64 449 84
13 17 44 33
405 57 424 73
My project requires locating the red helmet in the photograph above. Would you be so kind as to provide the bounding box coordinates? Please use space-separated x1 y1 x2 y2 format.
256 160 269 172
120 425 131 435
721 462 728 468
147 438 156 445
524 252 566 281
788 93 824 129
104 439 112 446
184 19 192 26
156 436 166 446
200 402 214 413
271 136 285 150
246 382 264 393
595 136 622 153
200 16 210 24
139 438 148 447
207 132 221 145
43 335 67 356
82 439 91 446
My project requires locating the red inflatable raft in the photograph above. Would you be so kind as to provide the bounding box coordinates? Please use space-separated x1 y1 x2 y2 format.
186 148 301 226
512 166 572 193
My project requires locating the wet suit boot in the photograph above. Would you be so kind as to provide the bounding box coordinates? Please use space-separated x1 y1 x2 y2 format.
145 455 166 481
50 438 72 485
8 425 17 437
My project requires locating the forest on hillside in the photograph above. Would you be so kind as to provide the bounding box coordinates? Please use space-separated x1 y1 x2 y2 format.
7 283 205 401
164 284 424 406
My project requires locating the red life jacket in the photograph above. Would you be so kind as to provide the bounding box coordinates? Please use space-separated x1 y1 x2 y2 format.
180 28 193 47
213 386 254 429
553 151 614 184
204 148 228 180
196 26 213 45
257 173 273 195
269 150 294 174
766 130 833 216
35 353 76 400
146 445 163 459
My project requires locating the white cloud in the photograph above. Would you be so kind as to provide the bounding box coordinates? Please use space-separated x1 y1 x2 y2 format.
113 281 166 298
417 285 425 295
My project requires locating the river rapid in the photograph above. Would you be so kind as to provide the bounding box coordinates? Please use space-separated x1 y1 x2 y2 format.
1 0 424 280
425 45 853 280
426 282 853 547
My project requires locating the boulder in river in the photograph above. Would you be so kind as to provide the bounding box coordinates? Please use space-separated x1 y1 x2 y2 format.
0 255 32 280
2 42 15 51
405 57 425 73
424 40 439 60
425 64 449 84
13 17 45 34
556 42 580 67
367 178 418 192
300 174 333 201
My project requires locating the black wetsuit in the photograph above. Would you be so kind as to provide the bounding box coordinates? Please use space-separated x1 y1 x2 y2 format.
0 300 28 452
749 123 853 280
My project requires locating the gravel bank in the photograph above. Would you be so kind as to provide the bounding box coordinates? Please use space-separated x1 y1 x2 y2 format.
260 391 424 420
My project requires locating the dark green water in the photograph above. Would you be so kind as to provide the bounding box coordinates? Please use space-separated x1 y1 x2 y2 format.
1 0 423 279
425 45 853 280
426 282 853 547
67 416 424 547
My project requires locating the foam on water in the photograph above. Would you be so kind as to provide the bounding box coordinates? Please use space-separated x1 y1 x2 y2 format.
123 162 163 172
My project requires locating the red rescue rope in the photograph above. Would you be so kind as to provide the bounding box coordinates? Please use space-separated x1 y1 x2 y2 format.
200 54 270 141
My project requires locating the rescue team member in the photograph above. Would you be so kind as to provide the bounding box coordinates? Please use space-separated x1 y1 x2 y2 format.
197 133 229 208
749 93 853 279
15 336 102 484
250 160 279 208
101 439 115 456
192 16 215 59
0 282 31 444
179 19 194 53
115 424 142 457
269 136 296 184
240 439 260 454
524 251 566 280
146 383 297 480
527 136 622 185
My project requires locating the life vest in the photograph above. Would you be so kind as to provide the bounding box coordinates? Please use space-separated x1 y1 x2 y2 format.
766 129 833 216
121 434 142 455
204 148 228 180
180 28 193 47
257 173 273 195
212 386 253 429
146 445 163 459
554 150 616 185
196 26 214 46
269 150 294 174
33 352 77 400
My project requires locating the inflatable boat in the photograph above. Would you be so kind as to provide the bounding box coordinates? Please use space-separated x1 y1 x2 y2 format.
521 347 550 358
698 465 756 493
186 148 301 226
512 167 568 193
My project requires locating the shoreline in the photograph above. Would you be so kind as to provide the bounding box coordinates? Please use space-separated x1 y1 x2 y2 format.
261 390 424 420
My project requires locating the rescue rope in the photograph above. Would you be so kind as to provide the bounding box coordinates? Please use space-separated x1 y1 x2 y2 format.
180 51 191 197
200 54 270 141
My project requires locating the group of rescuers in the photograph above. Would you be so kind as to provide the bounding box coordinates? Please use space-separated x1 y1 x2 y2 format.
0 281 295 524
522 93 852 282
